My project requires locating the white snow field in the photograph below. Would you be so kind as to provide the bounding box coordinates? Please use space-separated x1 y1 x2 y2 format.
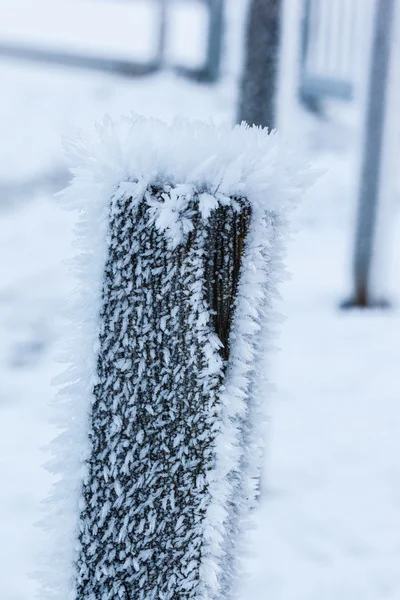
0 0 399 599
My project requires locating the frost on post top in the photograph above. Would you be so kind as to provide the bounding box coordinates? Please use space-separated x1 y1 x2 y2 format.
44 117 311 600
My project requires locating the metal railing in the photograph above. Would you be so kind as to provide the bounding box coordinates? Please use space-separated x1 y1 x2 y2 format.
299 0 374 108
0 0 224 83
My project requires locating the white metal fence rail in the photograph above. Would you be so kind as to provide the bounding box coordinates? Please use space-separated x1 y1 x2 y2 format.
299 0 375 105
0 0 224 82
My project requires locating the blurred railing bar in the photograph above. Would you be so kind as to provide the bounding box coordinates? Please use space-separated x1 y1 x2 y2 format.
349 0 398 307
0 0 223 83
0 43 160 76
157 0 168 69
301 75 353 100
174 0 224 83
299 0 355 111
0 168 69 210
0 0 168 78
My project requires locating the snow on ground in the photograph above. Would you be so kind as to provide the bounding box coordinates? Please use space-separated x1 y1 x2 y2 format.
242 220 400 600
0 0 399 599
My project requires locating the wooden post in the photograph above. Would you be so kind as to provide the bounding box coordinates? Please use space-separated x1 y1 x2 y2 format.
40 118 312 600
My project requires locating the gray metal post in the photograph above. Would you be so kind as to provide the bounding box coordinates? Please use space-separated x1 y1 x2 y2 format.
238 0 282 128
350 0 396 307
203 0 224 82
299 0 323 114
157 0 168 67
175 0 225 83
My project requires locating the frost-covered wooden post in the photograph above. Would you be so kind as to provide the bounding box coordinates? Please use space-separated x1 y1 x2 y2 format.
42 118 310 600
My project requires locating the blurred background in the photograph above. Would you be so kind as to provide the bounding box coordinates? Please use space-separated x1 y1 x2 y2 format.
0 0 399 598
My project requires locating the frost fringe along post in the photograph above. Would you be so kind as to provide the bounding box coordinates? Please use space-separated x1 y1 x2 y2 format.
41 117 312 600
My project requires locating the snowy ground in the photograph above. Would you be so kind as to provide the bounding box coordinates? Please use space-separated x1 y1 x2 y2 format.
0 1 400 599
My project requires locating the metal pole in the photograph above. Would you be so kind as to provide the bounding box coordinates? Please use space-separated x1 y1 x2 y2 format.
350 0 396 307
175 0 224 83
203 0 224 82
299 0 323 114
238 0 282 128
156 0 168 68
0 42 160 77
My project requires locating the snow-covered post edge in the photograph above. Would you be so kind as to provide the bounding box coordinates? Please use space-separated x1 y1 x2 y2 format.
39 116 313 600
